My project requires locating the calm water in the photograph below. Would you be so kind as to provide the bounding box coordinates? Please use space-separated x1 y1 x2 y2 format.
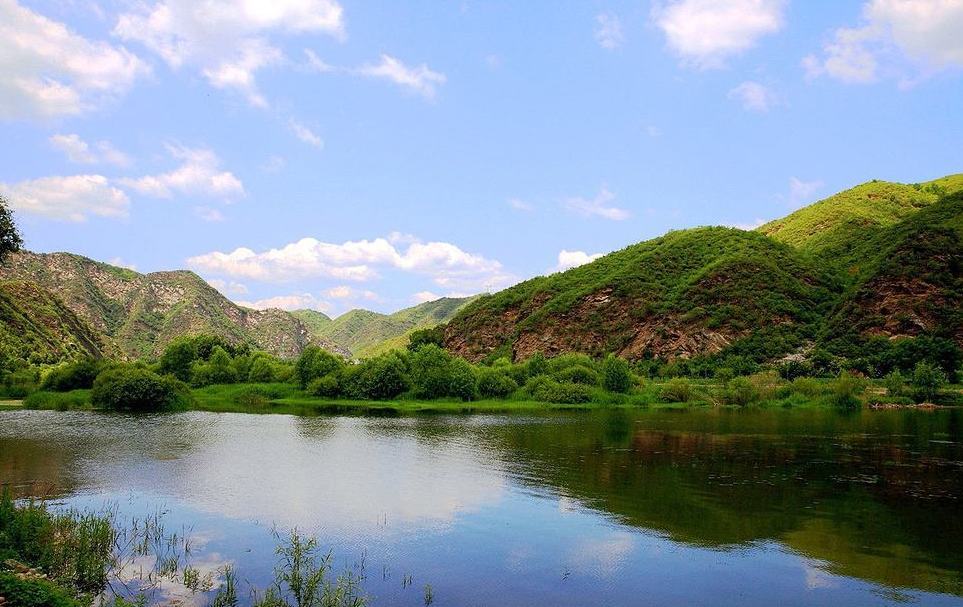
1 408 962 606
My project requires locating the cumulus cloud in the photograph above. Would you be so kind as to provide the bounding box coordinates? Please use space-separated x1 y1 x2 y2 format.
50 134 131 166
114 0 345 106
728 81 780 111
188 235 516 293
411 291 440 304
564 186 630 221
358 54 446 99
119 145 244 199
594 12 624 50
238 293 331 312
324 285 378 300
0 0 148 119
207 278 249 296
1 174 129 222
652 0 786 68
803 0 963 85
554 250 603 272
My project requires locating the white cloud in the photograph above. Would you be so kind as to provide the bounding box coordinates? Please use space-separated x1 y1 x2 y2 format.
788 177 824 208
728 218 767 230
194 206 226 222
728 81 780 111
288 120 324 148
0 0 148 119
564 186 630 221
1 174 129 222
50 133 131 166
358 54 446 99
108 257 137 270
411 290 440 304
114 0 345 106
119 145 244 199
652 0 786 68
188 235 515 293
324 285 378 300
207 278 249 296
554 250 603 272
594 12 624 50
804 0 963 85
507 198 533 212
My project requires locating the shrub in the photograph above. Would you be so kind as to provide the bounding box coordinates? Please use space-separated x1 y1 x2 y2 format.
344 354 409 400
308 374 341 398
547 353 595 373
526 377 592 404
294 346 344 389
40 359 104 392
0 572 84 607
601 355 633 393
790 377 825 398
525 353 548 377
409 345 477 400
829 371 865 409
447 358 478 401
476 368 518 399
91 366 192 412
554 364 600 386
232 386 273 408
724 377 759 406
247 356 277 383
189 346 239 387
748 371 783 401
883 370 905 397
659 378 693 403
778 359 813 381
910 361 947 403
407 326 445 351
23 390 91 411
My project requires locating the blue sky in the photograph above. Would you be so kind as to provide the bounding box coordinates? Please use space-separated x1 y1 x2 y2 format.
2 0 962 316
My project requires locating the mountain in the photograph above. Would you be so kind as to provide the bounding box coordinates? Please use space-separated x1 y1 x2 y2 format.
0 252 348 360
0 280 111 365
296 296 477 358
444 174 963 364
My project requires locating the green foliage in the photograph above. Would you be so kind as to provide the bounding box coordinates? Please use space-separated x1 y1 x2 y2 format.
601 355 633 393
24 390 92 411
91 365 192 412
0 572 84 607
0 194 23 262
307 374 341 398
910 361 947 403
722 377 759 407
829 372 865 409
294 346 345 389
524 376 593 404
553 364 599 386
341 353 410 400
475 367 519 399
883 371 905 397
659 378 694 403
407 326 445 351
41 359 105 392
190 346 240 387
249 356 279 383
409 345 477 400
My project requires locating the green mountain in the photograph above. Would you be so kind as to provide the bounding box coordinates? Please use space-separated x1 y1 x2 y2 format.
444 174 963 364
0 252 348 361
298 296 477 358
0 280 112 365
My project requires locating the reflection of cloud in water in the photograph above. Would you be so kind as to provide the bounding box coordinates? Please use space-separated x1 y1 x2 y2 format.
154 416 507 536
803 562 839 590
111 551 230 607
565 531 636 579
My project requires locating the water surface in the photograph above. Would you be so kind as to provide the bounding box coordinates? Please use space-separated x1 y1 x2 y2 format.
1 408 961 606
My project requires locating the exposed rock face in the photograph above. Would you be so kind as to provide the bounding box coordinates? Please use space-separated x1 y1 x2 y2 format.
0 252 348 360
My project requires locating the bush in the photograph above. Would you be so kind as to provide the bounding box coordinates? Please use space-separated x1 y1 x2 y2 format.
40 359 104 392
294 346 344 389
189 346 238 387
547 353 595 373
344 354 409 400
91 366 192 412
829 371 865 409
526 377 592 404
525 353 548 377
407 326 445 351
554 364 599 386
910 361 947 403
409 345 477 400
247 356 277 383
476 368 519 399
883 370 905 397
23 390 91 411
0 572 84 607
790 377 826 398
723 377 759 407
659 378 693 403
308 374 341 398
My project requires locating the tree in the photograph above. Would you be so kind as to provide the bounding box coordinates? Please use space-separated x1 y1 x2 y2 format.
601 355 633 393
911 361 947 403
0 194 23 262
294 346 344 389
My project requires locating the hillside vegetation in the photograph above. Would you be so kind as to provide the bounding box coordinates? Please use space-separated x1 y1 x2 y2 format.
0 252 347 361
445 174 963 373
297 296 476 357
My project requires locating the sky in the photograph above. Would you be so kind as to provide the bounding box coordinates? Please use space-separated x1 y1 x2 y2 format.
1 0 962 317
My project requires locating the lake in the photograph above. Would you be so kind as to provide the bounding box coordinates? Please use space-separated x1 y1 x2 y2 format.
1 408 961 606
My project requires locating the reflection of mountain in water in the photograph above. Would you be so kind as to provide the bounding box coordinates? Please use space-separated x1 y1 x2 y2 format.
485 409 963 596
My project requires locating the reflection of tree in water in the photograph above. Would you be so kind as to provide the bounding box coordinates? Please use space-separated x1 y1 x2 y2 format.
0 437 77 498
485 408 963 596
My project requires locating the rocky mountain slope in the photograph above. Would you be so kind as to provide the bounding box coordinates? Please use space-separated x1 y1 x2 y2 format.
295 296 477 358
444 175 963 364
0 252 347 360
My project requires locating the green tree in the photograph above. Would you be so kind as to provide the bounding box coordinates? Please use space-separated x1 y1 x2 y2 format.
601 355 633 393
294 346 344 389
407 326 444 351
911 361 947 403
91 366 192 412
0 194 23 262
